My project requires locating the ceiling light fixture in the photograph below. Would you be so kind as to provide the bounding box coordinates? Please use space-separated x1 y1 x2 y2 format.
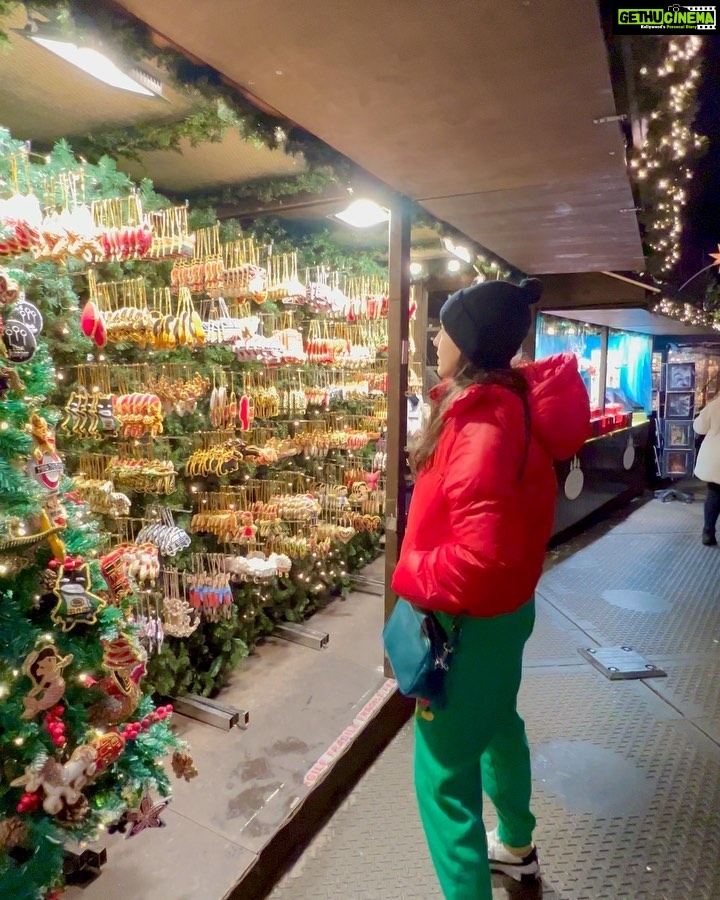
29 36 158 96
334 199 390 228
447 259 462 273
442 237 473 264
409 262 423 277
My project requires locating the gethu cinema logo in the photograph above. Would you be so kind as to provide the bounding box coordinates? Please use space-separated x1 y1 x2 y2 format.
618 7 716 27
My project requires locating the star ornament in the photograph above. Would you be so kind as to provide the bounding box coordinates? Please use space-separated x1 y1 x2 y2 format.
124 792 170 839
710 245 720 267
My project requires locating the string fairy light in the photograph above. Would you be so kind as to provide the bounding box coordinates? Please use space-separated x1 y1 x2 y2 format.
653 296 720 331
632 36 705 275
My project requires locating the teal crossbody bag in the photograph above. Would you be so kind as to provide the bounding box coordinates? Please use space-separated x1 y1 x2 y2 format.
382 599 459 703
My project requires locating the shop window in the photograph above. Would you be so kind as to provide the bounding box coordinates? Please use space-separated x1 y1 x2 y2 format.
606 329 652 413
535 314 602 408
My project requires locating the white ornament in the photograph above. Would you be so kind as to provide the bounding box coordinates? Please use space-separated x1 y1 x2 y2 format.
564 456 585 500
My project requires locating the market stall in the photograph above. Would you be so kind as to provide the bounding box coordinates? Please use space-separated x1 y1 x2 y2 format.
536 307 720 539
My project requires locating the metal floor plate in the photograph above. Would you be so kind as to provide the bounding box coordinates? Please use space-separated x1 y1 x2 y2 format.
271 496 720 900
578 645 666 679
538 531 720 655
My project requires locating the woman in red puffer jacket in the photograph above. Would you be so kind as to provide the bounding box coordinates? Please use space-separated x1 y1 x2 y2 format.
391 278 590 900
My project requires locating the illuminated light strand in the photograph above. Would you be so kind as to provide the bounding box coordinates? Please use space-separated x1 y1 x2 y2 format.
633 36 705 274
653 297 720 331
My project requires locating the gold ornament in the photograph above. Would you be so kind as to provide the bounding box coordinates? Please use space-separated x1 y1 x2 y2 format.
89 634 146 726
171 749 199 782
25 414 64 492
50 559 106 632
21 644 73 720
0 516 64 555
162 595 199 638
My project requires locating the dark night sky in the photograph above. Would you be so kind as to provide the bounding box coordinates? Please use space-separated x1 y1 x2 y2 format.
682 35 720 281
597 2 720 286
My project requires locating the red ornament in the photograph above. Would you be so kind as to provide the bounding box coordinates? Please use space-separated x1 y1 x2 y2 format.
44 706 67 748
90 731 126 773
17 791 42 814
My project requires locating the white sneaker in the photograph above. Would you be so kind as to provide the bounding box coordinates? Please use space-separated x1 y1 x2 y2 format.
486 827 541 883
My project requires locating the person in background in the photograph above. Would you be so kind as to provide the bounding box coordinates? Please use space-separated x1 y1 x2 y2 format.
391 278 590 900
692 394 720 545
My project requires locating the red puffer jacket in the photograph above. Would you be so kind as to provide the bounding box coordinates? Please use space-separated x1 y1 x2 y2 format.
391 353 591 617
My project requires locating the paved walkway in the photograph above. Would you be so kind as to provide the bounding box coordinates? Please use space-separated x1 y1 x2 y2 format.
270 493 720 899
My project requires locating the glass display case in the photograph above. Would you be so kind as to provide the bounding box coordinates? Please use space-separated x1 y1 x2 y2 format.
535 315 602 408
536 315 651 438
605 328 652 415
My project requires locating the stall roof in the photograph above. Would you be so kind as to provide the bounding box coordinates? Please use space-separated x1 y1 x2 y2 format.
112 0 644 275
543 307 719 337
0 8 304 192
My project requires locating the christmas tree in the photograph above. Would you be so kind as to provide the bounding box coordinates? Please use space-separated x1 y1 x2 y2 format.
0 135 194 899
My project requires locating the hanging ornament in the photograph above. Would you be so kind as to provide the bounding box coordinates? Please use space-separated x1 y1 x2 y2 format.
171 749 199 782
162 594 199 638
44 705 67 749
8 297 43 336
11 744 98 817
20 643 73 720
0 365 23 397
0 514 63 556
90 731 126 773
112 792 170 839
16 792 42 815
80 299 107 348
50 557 106 632
0 269 21 306
89 634 146 726
2 318 36 364
25 414 64 492
100 546 133 604
39 507 67 563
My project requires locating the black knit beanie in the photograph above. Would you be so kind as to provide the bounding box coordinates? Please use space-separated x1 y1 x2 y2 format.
439 277 543 370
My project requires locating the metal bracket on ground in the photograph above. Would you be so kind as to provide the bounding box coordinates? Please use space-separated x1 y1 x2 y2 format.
352 575 384 596
579 646 667 680
171 694 249 730
63 847 107 886
274 622 329 650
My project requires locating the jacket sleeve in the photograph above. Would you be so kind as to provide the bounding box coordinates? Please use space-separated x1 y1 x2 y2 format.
391 413 525 616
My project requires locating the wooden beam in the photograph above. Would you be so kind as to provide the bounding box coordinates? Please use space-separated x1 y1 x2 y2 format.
384 196 410 675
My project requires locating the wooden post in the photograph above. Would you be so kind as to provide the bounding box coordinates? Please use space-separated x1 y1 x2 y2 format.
383 197 411 674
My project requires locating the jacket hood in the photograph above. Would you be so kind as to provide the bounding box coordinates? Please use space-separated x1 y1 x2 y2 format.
431 353 591 461
521 353 591 460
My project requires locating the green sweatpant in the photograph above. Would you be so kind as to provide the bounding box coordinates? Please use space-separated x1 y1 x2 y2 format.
414 598 536 900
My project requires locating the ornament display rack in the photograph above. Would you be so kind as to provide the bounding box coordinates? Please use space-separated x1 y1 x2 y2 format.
0 130 393 898
55 199 392 706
